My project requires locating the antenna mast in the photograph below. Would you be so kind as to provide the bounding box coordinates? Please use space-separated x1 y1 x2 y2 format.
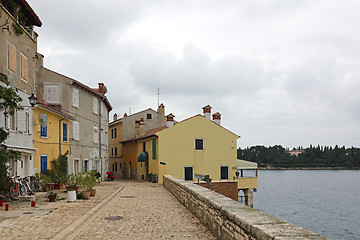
157 88 160 108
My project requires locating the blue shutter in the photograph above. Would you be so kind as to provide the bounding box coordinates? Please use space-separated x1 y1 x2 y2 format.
40 156 48 173
63 122 68 141
40 125 47 137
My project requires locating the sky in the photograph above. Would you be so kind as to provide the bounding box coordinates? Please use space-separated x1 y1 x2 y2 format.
27 0 360 149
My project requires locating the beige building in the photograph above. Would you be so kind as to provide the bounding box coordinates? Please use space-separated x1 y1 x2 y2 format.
109 104 166 179
0 0 41 177
35 62 112 179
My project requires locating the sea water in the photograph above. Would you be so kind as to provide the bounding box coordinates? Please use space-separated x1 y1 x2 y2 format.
253 170 360 239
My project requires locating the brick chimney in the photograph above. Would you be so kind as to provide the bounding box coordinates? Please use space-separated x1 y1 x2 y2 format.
123 113 128 118
166 113 175 128
212 112 221 125
135 120 140 138
202 105 212 119
113 113 117 121
139 118 145 136
157 103 166 127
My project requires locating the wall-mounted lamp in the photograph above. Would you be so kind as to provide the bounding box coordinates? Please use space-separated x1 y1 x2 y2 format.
28 93 36 107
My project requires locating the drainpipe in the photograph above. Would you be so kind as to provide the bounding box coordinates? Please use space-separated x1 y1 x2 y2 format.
99 96 105 181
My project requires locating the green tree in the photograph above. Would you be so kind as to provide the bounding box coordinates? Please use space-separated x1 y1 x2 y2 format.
0 73 23 191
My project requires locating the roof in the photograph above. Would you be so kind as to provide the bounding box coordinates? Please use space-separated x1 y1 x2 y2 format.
72 80 112 111
3 0 42 26
120 126 167 144
162 114 240 138
109 108 159 125
36 102 75 121
237 160 258 169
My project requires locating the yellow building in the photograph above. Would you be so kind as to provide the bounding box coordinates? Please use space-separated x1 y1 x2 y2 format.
109 114 123 178
33 102 74 174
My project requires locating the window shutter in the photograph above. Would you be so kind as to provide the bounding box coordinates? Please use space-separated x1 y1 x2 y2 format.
73 121 79 140
152 139 156 159
93 97 98 114
94 126 98 143
21 54 28 81
63 122 68 141
8 43 15 71
72 88 79 107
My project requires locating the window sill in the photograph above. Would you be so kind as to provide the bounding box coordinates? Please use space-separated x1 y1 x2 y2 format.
21 78 27 83
40 136 48 139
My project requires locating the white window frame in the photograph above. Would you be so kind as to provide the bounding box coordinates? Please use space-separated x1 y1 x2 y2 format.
220 165 229 180
93 96 98 114
184 166 194 181
73 121 80 141
93 126 99 143
195 138 204 150
72 87 80 108
6 112 17 131
44 84 60 104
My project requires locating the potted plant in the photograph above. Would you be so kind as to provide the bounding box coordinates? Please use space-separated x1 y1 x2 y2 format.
65 174 79 192
47 191 57 202
89 170 100 197
38 173 52 192
78 172 96 199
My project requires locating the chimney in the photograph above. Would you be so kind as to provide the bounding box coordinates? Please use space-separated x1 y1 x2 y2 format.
123 113 128 118
166 113 175 128
157 103 166 127
139 118 145 136
113 113 118 121
202 105 212 119
98 83 104 94
212 112 221 125
135 120 140 138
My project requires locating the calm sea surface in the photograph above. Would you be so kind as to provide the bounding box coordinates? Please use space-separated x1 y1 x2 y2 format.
253 170 360 240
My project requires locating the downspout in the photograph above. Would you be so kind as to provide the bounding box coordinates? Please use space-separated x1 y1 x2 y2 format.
99 96 105 180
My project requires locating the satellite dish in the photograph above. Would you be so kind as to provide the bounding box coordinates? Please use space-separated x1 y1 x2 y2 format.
38 113 48 127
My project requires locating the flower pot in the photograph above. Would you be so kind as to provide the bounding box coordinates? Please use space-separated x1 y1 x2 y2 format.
54 183 62 189
48 194 57 202
90 188 96 197
81 191 90 199
67 190 76 202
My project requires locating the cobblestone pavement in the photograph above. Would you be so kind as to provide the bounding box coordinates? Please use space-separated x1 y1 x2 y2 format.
0 180 215 240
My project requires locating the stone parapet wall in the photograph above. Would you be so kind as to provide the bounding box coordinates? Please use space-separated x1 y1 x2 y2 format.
163 175 329 240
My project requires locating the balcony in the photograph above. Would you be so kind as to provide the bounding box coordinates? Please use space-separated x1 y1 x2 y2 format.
236 159 258 190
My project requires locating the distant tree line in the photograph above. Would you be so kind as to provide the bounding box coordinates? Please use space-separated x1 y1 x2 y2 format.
237 145 360 168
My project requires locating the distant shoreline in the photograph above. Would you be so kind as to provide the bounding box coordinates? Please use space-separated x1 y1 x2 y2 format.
258 167 360 170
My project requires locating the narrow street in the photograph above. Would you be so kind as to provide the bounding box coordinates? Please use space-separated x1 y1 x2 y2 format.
0 180 215 240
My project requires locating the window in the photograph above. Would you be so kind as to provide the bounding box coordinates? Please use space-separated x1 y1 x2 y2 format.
72 87 79 108
195 138 204 150
44 84 60 104
130 144 133 153
84 160 89 172
111 148 114 156
220 166 229 180
120 163 122 169
40 155 48 173
111 128 114 139
94 126 99 143
25 112 30 134
115 147 117 156
143 142 146 152
115 162 118 172
184 166 194 181
20 53 28 81
114 128 117 138
147 114 152 119
40 125 47 137
8 43 15 72
73 121 80 140
93 97 98 114
6 112 16 131
63 122 68 141
152 139 156 159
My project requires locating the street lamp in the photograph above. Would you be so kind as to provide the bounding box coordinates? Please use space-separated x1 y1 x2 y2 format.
28 93 36 107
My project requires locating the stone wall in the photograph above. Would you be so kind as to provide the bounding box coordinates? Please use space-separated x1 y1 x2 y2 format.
196 181 238 201
163 175 328 240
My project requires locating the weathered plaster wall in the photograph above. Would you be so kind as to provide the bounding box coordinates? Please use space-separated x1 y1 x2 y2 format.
164 175 329 240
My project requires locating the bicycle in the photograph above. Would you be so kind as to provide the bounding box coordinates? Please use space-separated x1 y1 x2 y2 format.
9 176 26 200
19 177 35 196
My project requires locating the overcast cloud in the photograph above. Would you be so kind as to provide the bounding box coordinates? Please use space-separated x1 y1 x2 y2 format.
27 0 360 148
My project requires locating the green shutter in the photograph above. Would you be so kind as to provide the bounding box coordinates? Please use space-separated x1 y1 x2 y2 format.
152 138 156 159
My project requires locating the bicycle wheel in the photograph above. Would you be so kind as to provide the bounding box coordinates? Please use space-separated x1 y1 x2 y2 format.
19 184 27 196
10 186 20 200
